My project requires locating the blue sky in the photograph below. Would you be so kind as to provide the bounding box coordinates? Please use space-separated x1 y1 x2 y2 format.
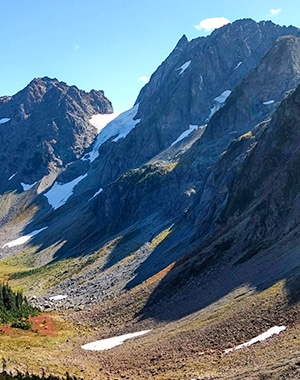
0 1 299 112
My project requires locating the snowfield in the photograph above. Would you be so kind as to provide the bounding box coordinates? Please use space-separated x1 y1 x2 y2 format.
45 106 140 210
21 182 37 191
88 187 103 201
171 124 206 146
234 61 242 70
208 90 232 119
83 104 141 163
81 330 151 351
44 174 87 210
89 112 120 133
2 227 48 248
49 295 68 301
8 172 18 181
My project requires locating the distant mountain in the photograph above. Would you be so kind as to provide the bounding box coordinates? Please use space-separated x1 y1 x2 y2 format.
0 77 112 193
1 18 300 315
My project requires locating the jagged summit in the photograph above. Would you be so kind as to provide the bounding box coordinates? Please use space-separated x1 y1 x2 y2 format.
11 76 112 116
136 18 300 129
0 77 113 189
174 33 189 47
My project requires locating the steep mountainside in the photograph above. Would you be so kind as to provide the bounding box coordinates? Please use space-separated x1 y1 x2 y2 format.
53 30 300 271
61 19 300 195
185 34 300 238
143 82 300 321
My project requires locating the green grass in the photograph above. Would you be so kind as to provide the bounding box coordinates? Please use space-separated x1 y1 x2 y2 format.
0 235 125 296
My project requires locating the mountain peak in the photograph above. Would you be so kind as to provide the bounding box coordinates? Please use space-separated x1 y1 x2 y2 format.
0 78 113 186
32 76 59 85
175 34 189 48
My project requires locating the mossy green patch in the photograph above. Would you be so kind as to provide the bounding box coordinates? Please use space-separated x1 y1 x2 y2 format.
8 259 82 296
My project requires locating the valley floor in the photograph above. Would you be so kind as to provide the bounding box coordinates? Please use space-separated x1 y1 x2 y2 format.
1 277 300 380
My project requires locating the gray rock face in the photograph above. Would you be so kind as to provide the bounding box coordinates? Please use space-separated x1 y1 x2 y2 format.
136 19 300 137
140 83 300 321
0 77 112 192
205 34 300 141
84 19 300 193
221 83 300 248
185 34 300 238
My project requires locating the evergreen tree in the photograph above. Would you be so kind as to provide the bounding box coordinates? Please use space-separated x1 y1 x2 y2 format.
0 283 38 327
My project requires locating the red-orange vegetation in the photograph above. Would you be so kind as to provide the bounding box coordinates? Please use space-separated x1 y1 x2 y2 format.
143 262 175 286
30 313 60 336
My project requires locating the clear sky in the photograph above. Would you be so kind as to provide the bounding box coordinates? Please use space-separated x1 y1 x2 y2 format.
0 0 299 112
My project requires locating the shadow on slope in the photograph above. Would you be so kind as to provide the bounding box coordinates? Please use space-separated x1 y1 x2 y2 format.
124 221 193 289
139 224 300 322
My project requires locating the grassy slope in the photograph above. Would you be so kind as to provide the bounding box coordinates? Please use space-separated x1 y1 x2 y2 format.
0 253 299 379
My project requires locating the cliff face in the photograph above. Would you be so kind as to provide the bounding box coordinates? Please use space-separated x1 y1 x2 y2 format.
91 32 300 248
136 19 300 132
185 34 300 239
222 84 300 252
140 81 300 322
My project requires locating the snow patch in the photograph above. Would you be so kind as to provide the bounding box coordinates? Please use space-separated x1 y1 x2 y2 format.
0 118 10 124
82 330 151 351
21 182 37 191
214 90 232 104
171 125 201 146
82 104 140 163
177 60 191 75
2 227 48 248
88 188 103 201
44 173 87 210
208 90 232 119
234 61 242 70
263 100 275 105
49 295 68 301
225 326 286 354
8 172 18 181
